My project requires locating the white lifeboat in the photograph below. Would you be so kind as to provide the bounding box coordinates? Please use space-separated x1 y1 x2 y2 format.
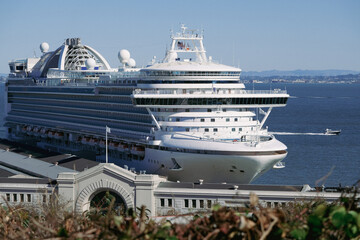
54 132 64 140
117 143 124 151
88 138 98 146
33 127 40 136
21 126 27 133
40 128 48 138
26 126 33 135
108 141 116 150
48 131 55 138
99 139 106 148
81 137 90 144
130 145 145 156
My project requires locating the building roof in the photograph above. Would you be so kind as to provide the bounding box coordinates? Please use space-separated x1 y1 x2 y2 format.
40 154 99 172
0 149 77 179
157 182 305 192
0 167 16 178
0 177 55 185
0 139 98 176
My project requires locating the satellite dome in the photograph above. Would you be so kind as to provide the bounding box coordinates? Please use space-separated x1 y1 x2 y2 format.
85 58 96 70
127 58 136 67
40 42 49 53
118 49 130 63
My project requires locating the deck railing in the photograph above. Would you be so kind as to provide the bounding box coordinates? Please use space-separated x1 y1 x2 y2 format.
133 89 287 95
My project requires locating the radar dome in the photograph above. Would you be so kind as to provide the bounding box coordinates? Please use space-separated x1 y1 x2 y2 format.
127 58 136 67
85 58 96 70
118 49 130 63
40 42 49 53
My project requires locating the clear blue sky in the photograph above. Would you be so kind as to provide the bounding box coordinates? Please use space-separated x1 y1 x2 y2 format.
0 0 359 73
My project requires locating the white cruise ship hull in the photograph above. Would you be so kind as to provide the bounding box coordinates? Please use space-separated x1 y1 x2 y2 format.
109 137 287 184
109 148 287 184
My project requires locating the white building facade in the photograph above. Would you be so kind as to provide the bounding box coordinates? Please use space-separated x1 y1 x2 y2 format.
1 162 346 217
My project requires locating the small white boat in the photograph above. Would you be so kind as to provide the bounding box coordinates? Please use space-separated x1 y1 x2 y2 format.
273 161 285 169
325 129 341 135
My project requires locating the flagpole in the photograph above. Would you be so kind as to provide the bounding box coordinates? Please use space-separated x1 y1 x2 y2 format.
105 126 108 164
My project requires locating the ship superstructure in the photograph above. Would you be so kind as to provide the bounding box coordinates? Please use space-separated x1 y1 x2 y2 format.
5 25 289 183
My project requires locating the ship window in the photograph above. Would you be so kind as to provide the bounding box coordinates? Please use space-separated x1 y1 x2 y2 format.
223 109 226 112
6 193 10 202
27 194 31 202
207 109 211 112
192 199 197 208
185 128 189 132
185 199 189 208
235 118 238 122
214 128 218 132
185 109 189 112
232 128 236 132
176 118 180 122
13 194 17 202
16 66 24 70
9 66 14 71
168 199 172 207
211 118 215 122
200 200 204 208
205 128 209 132
200 119 205 122
207 200 212 208
226 118 230 122
239 128 242 131
20 194 24 202
160 198 165 207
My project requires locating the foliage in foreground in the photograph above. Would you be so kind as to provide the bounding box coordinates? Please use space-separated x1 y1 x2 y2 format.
0 192 360 240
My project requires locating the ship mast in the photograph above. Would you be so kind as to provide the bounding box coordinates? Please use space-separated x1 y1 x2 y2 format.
163 24 207 63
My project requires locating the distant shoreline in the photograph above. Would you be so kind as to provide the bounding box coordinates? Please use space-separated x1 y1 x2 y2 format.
241 73 360 84
1 73 359 84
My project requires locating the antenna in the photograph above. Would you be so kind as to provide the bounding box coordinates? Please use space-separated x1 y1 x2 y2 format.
232 41 235 66
180 23 187 34
33 49 37 58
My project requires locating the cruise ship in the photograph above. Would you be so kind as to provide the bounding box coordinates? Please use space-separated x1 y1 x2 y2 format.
4 25 289 183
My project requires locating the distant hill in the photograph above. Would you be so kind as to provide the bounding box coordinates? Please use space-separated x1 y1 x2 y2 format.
242 70 360 77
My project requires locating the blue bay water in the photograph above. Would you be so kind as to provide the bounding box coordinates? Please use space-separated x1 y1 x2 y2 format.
251 83 360 187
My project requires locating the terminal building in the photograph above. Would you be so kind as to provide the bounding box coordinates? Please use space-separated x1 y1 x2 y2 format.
0 141 350 217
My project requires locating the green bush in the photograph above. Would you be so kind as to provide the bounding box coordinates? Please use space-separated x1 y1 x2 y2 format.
0 192 359 239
